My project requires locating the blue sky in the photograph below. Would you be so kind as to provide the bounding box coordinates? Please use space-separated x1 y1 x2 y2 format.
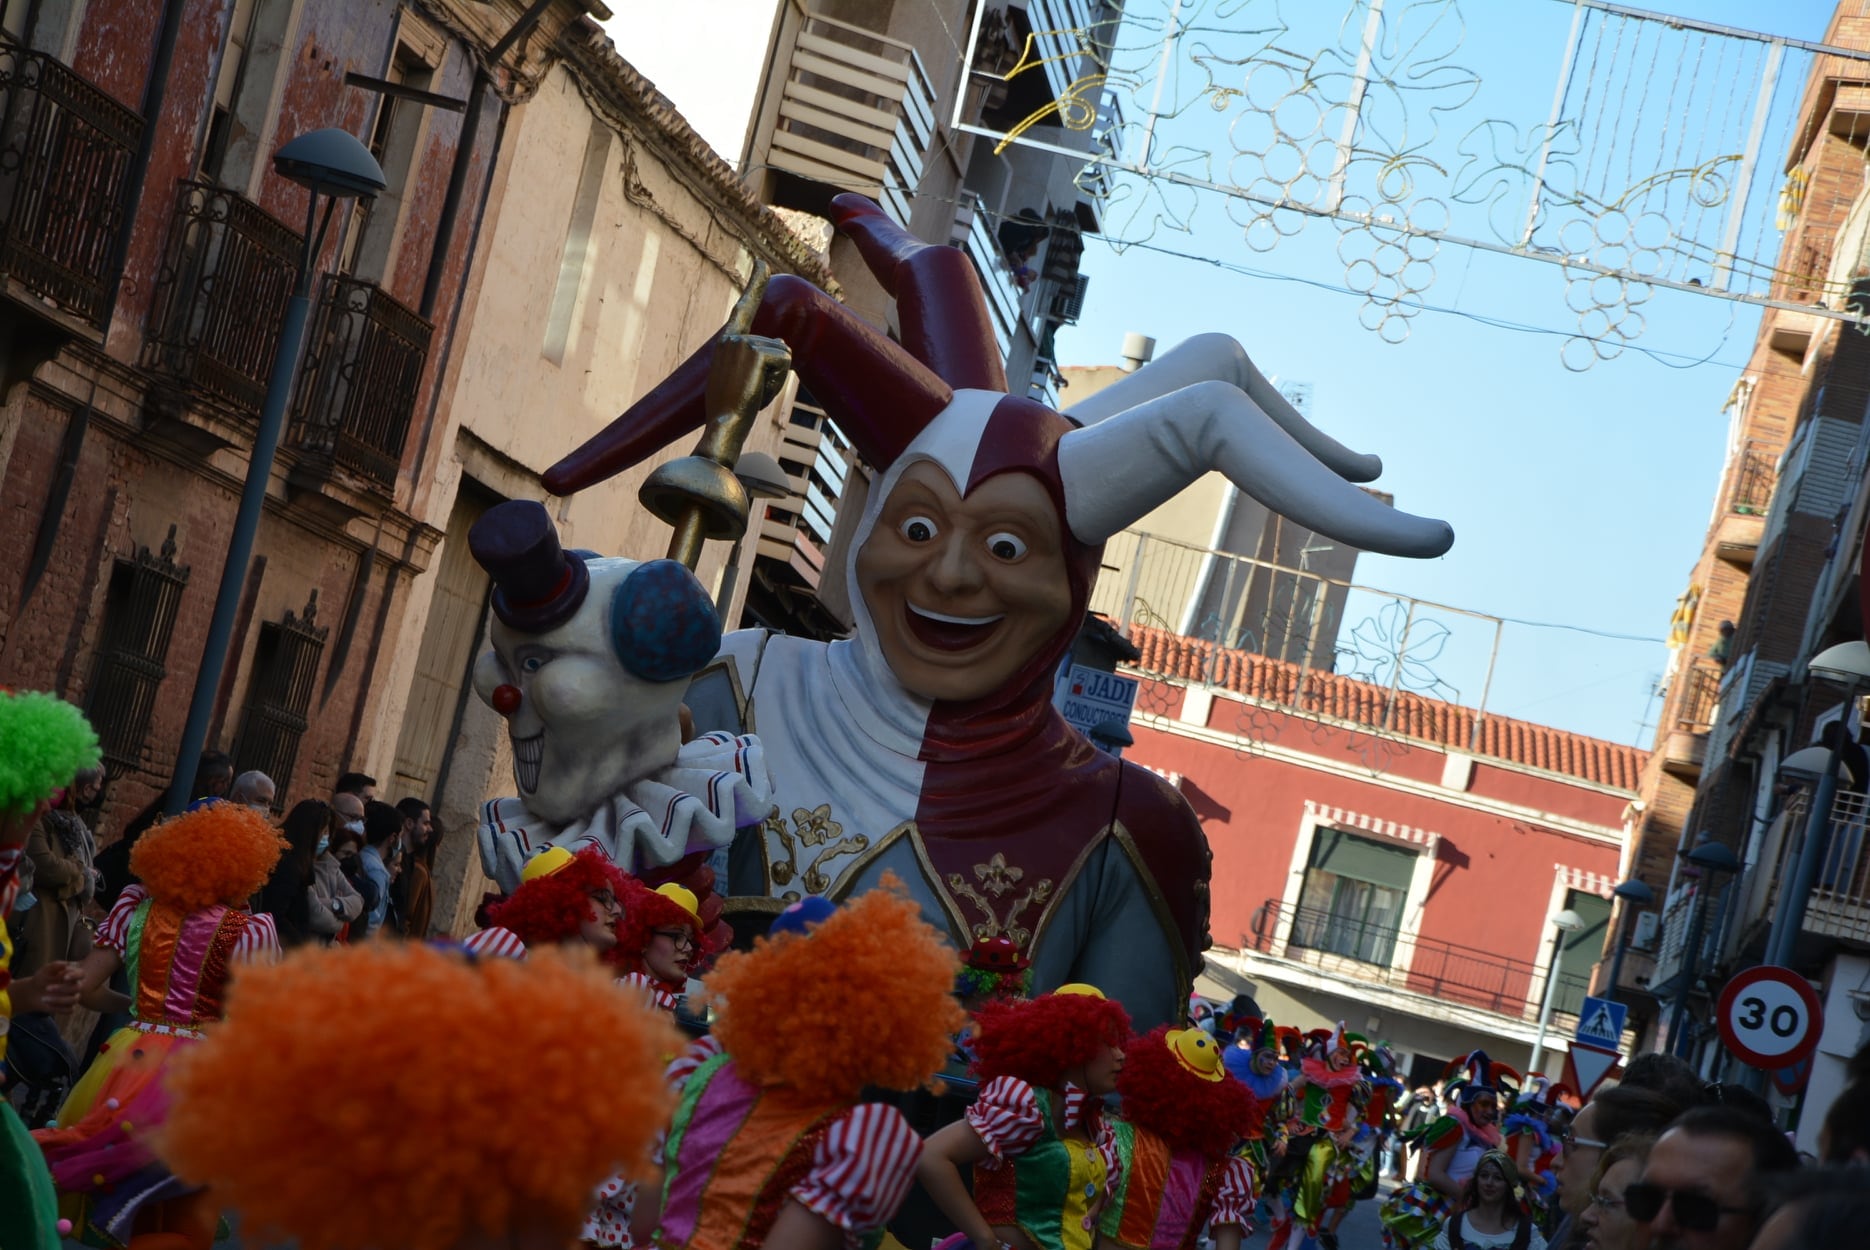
613 0 1847 747
1045 0 1846 746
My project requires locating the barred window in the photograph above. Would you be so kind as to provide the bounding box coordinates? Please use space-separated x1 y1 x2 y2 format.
83 526 190 779
231 591 327 809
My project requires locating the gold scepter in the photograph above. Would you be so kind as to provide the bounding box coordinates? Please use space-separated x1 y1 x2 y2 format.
639 261 793 569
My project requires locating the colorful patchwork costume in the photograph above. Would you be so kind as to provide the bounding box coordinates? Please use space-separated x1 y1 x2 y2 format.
1100 1026 1258 1250
654 882 964 1250
1379 1052 1518 1249
0 691 102 1250
35 803 283 1250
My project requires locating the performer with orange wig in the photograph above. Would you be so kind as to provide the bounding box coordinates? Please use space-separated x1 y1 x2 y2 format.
644 877 964 1250
34 803 283 1250
157 941 679 1250
461 843 631 962
917 984 1133 1250
1097 1025 1258 1250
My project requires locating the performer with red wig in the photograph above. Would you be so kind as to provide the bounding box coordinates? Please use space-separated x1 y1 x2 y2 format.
918 984 1132 1250
1097 1025 1258 1250
461 844 630 962
613 880 706 1012
643 878 964 1250
34 803 283 1250
158 941 679 1250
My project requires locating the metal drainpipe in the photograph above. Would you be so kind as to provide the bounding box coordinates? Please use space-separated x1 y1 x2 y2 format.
102 0 191 326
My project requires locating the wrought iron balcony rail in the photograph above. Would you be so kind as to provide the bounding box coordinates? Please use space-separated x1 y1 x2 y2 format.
1727 442 1775 515
144 179 298 411
289 274 431 489
0 32 143 328
1758 786 1870 949
1248 898 1591 1022
1676 662 1723 732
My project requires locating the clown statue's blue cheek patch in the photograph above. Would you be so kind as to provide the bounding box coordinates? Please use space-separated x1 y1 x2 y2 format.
611 559 723 683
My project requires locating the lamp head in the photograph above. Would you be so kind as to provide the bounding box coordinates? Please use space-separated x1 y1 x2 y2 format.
1682 836 1740 875
1612 878 1655 906
273 127 388 200
733 451 794 500
1552 908 1584 932
1808 640 1870 686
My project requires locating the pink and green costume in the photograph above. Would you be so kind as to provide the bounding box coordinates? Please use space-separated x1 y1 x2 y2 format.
1098 1119 1254 1250
34 885 278 1247
655 1047 922 1249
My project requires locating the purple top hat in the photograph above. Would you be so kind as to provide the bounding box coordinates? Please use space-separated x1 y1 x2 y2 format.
468 500 591 634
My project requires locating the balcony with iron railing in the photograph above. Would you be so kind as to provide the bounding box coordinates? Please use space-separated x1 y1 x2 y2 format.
1246 899 1592 1028
1648 874 1734 998
768 14 936 227
1714 440 1776 566
0 32 143 334
1662 662 1722 776
288 274 432 490
1742 787 1870 953
142 180 428 496
961 198 1020 360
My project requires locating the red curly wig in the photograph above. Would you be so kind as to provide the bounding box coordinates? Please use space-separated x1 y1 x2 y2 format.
971 988 1132 1090
130 802 284 912
484 847 631 956
613 876 703 981
704 875 965 1104
159 942 680 1250
1116 1026 1260 1159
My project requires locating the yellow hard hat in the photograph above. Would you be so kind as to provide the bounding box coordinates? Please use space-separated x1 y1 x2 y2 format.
519 846 575 885
1166 1027 1225 1082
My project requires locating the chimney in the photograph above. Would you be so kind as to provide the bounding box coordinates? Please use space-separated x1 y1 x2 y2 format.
1119 332 1156 372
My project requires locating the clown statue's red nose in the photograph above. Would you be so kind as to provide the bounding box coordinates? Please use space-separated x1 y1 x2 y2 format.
491 684 522 717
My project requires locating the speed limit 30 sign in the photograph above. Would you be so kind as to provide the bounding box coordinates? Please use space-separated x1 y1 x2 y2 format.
1715 965 1826 1070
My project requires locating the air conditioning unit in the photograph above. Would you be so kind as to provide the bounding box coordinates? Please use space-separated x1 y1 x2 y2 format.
1050 273 1089 324
1632 910 1660 950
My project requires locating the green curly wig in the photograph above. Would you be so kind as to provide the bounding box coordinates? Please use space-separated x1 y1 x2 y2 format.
0 691 102 817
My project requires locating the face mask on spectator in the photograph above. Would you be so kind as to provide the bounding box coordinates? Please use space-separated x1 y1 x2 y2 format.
317 835 330 855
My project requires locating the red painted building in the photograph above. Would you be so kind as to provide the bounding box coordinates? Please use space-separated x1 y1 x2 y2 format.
1117 621 1643 1085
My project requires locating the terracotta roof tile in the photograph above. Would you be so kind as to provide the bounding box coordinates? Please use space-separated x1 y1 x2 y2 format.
1126 624 1644 791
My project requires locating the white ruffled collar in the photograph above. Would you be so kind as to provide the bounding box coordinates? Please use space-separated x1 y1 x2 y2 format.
478 731 773 892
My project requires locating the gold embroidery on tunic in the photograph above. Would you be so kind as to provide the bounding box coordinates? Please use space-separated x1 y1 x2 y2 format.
762 804 870 897
946 851 1054 946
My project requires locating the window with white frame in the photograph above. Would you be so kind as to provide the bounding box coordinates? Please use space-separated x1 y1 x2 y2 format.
1289 827 1416 966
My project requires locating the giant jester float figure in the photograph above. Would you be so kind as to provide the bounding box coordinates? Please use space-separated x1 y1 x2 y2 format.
542 194 1455 1028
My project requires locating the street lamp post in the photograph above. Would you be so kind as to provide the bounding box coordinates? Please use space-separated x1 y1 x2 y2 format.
1665 835 1742 1059
1604 877 1656 1005
164 129 386 816
1528 907 1585 1076
1763 640 1870 968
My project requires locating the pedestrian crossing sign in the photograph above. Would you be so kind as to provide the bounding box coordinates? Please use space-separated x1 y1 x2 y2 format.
1574 995 1627 1048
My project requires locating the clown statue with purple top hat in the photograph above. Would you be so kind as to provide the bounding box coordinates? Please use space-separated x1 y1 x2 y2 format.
467 500 772 942
538 195 1454 1030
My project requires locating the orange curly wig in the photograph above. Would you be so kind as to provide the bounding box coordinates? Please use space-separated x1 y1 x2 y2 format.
971 989 1132 1090
159 942 679 1250
484 846 631 958
1116 1026 1260 1158
704 875 965 1103
130 802 284 912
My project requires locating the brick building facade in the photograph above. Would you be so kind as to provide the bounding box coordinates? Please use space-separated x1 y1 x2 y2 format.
1622 2 1870 1148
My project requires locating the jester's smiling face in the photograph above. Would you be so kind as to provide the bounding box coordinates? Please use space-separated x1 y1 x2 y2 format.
855 461 1075 704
